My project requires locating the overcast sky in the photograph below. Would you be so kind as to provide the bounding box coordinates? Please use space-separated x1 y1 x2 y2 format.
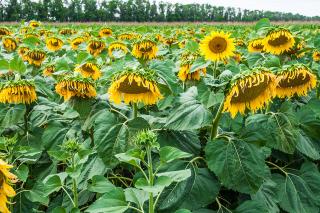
160 0 320 17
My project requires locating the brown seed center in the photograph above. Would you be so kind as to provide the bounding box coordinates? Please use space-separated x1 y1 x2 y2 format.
208 37 227 53
268 35 289 46
118 78 150 94
278 72 310 88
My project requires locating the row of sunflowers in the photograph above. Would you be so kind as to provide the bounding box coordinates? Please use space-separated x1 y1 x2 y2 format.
0 19 319 213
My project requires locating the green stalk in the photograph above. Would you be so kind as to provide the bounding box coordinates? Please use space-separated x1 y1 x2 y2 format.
210 98 225 141
71 155 78 208
24 104 30 135
132 103 138 119
147 147 154 213
212 61 218 78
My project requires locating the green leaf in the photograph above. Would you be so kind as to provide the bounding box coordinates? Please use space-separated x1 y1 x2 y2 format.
300 162 320 206
264 55 281 68
86 188 128 213
255 18 271 31
234 200 268 213
296 130 320 160
157 169 191 182
159 146 192 163
9 56 26 73
165 87 212 130
0 59 9 71
175 209 191 213
88 175 116 193
135 176 172 194
41 121 68 150
0 104 25 129
190 57 211 73
185 40 199 53
205 138 269 194
15 164 29 182
43 174 64 196
124 188 149 208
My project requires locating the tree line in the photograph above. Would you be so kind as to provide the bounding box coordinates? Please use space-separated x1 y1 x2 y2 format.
1 0 319 22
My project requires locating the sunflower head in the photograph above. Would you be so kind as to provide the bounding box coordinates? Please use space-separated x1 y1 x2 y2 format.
0 79 37 104
99 27 113 37
24 33 39 40
178 51 206 81
108 41 128 58
163 37 177 46
313 51 320 62
46 37 64 51
276 64 317 98
108 68 163 105
199 31 235 62
2 36 18 52
132 39 158 60
29 20 40 28
223 68 276 118
25 49 46 67
248 38 264 53
18 46 30 61
87 39 106 57
55 76 97 101
70 37 85 50
236 39 245 47
59 28 75 36
263 28 295 55
43 65 55 77
117 33 134 40
75 62 101 80
20 27 32 34
0 27 11 38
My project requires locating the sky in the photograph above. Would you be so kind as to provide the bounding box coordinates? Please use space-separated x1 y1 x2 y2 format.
160 0 320 17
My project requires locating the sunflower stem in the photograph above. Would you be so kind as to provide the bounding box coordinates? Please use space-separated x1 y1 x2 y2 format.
71 155 79 208
212 61 218 78
24 104 30 135
147 147 154 213
132 103 138 119
210 98 225 141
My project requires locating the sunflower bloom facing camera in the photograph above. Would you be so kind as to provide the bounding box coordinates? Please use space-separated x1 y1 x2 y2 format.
199 31 235 62
276 64 317 98
87 40 106 57
55 76 97 101
263 29 295 55
0 80 37 104
0 159 18 213
223 68 276 118
25 49 46 66
75 62 101 80
108 68 163 105
248 38 264 53
2 37 17 52
46 37 63 51
132 40 158 60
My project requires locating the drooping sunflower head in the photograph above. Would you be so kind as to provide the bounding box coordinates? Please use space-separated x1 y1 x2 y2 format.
108 68 163 105
263 28 295 55
312 51 320 62
99 27 113 37
59 28 75 36
46 37 64 51
0 79 37 104
43 65 55 77
55 76 97 101
2 36 18 52
199 31 235 62
248 38 264 53
108 41 128 58
23 33 39 40
0 27 11 38
276 64 317 98
117 33 134 41
25 49 46 67
75 62 101 80
18 46 30 61
163 37 177 46
39 29 49 37
132 39 158 60
29 20 40 28
178 51 206 82
232 52 242 63
223 68 277 118
0 159 18 213
87 39 106 57
236 39 245 47
70 37 85 50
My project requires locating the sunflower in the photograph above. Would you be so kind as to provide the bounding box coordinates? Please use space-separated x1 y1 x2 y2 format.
178 52 206 81
263 29 295 55
233 52 242 63
20 27 32 34
248 38 264 53
24 33 39 39
75 62 101 80
99 27 113 37
236 39 245 47
276 64 317 98
0 27 11 38
43 65 55 77
2 37 17 52
18 46 30 61
0 80 37 104
87 40 106 56
312 51 320 62
46 37 64 51
59 28 75 35
132 40 158 60
29 20 40 28
163 37 177 46
199 31 235 62
118 33 134 40
223 68 276 118
108 68 163 105
55 76 97 101
25 49 46 66
0 160 18 213
39 29 49 37
108 42 128 57
70 37 85 50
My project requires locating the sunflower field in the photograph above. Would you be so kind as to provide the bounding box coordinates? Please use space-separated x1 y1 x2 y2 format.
0 18 320 213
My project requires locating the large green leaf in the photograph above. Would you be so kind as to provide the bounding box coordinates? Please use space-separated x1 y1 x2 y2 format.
42 121 68 150
124 188 149 209
88 175 116 193
159 146 192 163
234 200 268 213
205 137 269 194
0 104 25 129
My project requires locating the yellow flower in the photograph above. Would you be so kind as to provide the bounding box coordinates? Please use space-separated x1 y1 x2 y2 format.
75 63 101 80
59 28 75 35
18 46 29 61
236 39 245 47
178 64 206 81
263 29 295 55
248 38 264 53
199 31 235 62
276 64 317 98
43 65 55 77
70 37 85 50
233 52 242 63
312 51 320 62
0 27 11 38
2 37 17 52
163 37 177 46
20 27 32 34
24 33 39 39
25 49 46 67
46 37 64 51
99 28 113 37
29 20 40 28
55 77 97 101
108 71 163 105
117 33 134 40
223 69 276 118
87 40 106 57
0 159 17 213
0 80 37 104
108 42 128 57
132 40 158 60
